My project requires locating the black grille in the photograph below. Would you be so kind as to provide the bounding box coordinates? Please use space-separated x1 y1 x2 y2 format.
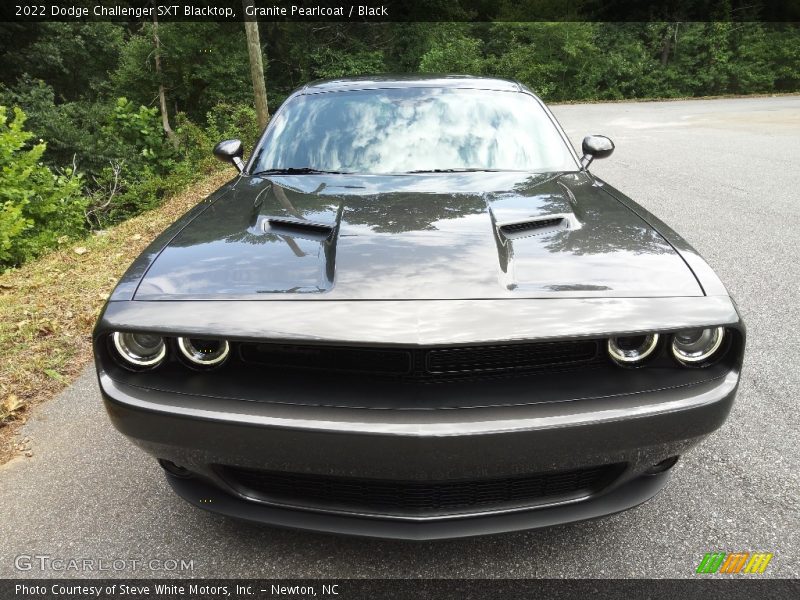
241 343 411 374
221 465 621 516
239 340 601 381
427 340 598 374
499 217 565 236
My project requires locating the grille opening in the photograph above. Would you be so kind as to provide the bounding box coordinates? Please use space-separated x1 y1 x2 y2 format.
220 464 623 516
499 217 566 237
238 340 601 382
241 343 411 375
427 340 598 374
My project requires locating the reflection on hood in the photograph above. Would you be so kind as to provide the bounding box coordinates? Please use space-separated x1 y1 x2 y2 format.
135 171 702 300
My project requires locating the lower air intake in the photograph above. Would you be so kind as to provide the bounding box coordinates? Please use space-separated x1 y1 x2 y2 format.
220 464 623 516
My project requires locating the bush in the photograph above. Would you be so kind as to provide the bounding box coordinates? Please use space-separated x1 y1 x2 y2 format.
84 99 258 228
0 77 114 177
102 98 175 166
177 102 260 171
205 103 261 151
0 106 85 268
83 98 180 226
419 30 485 75
308 47 386 80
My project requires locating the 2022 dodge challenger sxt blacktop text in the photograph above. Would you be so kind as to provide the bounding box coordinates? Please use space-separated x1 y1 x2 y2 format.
93 76 744 539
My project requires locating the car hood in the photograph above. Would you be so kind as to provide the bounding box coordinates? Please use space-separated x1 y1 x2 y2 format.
134 171 702 300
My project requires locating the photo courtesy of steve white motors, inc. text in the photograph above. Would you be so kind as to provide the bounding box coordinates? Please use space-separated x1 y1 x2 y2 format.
14 583 339 597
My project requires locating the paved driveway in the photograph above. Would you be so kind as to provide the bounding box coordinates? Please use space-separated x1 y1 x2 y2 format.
2 96 798 578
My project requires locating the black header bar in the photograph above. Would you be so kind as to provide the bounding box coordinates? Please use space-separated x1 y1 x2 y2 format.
2 579 800 600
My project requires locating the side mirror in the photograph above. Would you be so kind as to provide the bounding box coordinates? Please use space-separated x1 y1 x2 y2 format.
580 135 614 169
213 139 245 173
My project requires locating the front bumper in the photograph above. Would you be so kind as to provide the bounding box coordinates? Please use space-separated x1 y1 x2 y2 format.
99 368 738 539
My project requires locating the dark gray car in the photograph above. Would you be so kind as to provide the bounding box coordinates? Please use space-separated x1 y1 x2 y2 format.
93 76 744 539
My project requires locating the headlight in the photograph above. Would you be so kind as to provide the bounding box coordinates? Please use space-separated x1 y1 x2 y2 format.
608 333 660 366
671 327 726 365
177 337 230 367
112 331 166 368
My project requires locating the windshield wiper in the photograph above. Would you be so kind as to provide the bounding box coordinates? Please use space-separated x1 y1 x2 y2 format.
404 168 505 173
252 167 351 176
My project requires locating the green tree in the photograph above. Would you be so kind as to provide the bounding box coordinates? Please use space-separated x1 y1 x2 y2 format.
0 22 124 102
419 24 485 74
480 23 600 100
112 23 252 124
0 106 85 267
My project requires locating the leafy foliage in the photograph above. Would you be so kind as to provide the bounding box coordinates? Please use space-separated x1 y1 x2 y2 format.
0 22 124 103
111 23 252 122
104 99 173 165
419 25 485 74
415 22 800 102
0 107 84 266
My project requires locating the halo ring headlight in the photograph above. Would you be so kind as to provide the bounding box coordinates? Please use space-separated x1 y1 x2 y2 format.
608 333 660 366
112 331 166 368
671 327 726 365
177 337 230 367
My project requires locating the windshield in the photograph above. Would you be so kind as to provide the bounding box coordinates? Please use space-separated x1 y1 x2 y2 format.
251 88 578 174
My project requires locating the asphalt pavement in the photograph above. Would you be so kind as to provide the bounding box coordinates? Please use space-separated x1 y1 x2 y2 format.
1 96 798 579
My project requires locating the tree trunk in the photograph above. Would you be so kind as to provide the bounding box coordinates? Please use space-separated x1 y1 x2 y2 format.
152 13 178 150
243 0 270 129
660 24 674 67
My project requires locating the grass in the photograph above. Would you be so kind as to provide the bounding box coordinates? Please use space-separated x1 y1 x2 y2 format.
0 168 233 464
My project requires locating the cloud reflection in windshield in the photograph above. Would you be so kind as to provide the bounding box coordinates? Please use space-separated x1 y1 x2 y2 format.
254 88 577 174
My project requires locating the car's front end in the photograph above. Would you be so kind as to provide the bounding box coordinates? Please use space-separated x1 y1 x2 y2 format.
95 294 743 539
94 76 745 539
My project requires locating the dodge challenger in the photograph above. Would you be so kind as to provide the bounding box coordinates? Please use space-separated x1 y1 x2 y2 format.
94 76 745 539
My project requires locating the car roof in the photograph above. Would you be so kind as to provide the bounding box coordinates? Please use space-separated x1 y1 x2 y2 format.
301 75 524 94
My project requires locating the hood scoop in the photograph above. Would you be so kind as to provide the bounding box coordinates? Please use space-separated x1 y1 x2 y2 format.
264 216 335 241
498 215 570 239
